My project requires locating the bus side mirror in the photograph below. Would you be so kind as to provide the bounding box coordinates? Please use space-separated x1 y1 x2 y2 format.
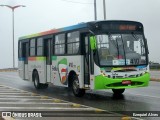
90 36 97 50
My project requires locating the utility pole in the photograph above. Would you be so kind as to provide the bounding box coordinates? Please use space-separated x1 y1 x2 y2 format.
103 0 106 20
0 5 25 68
94 0 97 20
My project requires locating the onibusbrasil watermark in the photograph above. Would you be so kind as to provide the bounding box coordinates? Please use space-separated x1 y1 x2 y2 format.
2 112 42 118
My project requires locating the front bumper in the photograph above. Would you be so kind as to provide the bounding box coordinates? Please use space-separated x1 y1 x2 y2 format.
94 73 150 89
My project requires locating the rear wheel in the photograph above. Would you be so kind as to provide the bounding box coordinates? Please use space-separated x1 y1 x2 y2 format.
42 84 48 89
33 71 48 89
72 75 85 97
112 89 125 95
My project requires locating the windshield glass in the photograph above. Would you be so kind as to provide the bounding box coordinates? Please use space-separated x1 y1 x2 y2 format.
96 34 147 66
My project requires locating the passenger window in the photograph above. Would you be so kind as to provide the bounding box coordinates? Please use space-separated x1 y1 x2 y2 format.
37 37 43 56
30 39 36 56
67 31 79 54
54 34 65 54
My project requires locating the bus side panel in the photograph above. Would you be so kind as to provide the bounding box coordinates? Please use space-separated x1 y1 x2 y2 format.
18 60 25 79
46 65 51 82
88 63 101 90
51 55 84 88
28 58 35 81
28 57 47 83
52 56 67 87
37 60 46 84
24 64 29 80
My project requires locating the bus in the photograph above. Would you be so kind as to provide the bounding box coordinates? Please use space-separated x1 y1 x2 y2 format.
18 20 150 97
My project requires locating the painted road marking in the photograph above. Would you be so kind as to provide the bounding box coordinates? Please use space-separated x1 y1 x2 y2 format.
0 84 119 119
0 84 112 117
0 82 144 120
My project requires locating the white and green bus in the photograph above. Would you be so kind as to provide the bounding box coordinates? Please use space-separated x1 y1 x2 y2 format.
18 20 150 97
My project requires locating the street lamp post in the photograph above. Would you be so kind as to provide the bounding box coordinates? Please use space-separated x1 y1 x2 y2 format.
0 5 25 68
94 0 97 20
103 0 106 20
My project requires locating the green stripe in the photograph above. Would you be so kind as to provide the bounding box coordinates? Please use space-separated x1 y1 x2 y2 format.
36 57 46 61
58 58 67 65
19 33 40 40
52 56 57 61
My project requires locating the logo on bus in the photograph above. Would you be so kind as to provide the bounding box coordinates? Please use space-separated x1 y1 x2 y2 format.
58 58 68 85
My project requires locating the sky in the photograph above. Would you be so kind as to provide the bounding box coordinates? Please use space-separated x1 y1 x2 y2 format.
0 0 160 68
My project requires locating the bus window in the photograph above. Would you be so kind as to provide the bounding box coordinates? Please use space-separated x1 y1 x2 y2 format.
30 38 36 56
67 31 79 54
54 34 65 54
37 37 43 56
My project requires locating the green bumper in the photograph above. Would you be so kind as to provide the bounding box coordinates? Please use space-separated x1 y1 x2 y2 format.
94 73 150 90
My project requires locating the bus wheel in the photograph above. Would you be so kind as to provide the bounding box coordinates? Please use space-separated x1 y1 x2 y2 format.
33 71 48 89
112 89 125 95
41 84 48 89
33 71 41 89
72 75 85 97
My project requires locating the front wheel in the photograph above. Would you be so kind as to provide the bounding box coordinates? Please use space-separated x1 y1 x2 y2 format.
112 89 125 95
72 75 85 97
33 71 48 89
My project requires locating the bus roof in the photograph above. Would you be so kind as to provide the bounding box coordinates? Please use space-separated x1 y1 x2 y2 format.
19 20 143 40
19 22 88 40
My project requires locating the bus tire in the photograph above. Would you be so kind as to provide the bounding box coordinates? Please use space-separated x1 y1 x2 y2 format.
72 75 85 97
112 89 125 95
33 71 48 89
33 71 41 89
41 84 48 89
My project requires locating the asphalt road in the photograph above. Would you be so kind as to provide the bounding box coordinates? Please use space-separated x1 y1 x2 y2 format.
150 70 160 79
0 72 160 120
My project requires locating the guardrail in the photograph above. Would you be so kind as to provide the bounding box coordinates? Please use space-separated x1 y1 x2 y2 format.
150 64 160 70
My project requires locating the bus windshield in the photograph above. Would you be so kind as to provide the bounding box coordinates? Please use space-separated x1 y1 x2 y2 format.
96 34 147 66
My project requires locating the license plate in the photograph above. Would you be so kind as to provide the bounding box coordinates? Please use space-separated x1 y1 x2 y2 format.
122 80 131 85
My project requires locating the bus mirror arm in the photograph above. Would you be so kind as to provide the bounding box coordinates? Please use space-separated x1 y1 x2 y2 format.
89 36 97 50
89 30 95 36
89 30 97 50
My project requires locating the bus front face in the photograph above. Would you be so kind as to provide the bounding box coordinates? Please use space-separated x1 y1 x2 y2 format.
89 21 150 90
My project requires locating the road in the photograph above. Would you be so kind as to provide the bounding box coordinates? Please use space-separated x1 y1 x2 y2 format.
0 72 160 120
150 70 160 79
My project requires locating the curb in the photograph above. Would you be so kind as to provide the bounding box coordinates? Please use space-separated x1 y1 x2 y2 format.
0 70 17 72
150 78 160 82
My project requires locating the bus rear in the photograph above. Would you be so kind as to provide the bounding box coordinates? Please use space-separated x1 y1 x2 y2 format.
89 21 150 94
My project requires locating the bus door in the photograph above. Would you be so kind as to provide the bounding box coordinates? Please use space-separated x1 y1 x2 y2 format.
83 36 90 86
22 42 29 80
44 39 52 82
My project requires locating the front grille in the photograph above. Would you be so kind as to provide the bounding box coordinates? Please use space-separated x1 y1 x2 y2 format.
128 75 136 78
114 76 124 78
106 81 143 87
